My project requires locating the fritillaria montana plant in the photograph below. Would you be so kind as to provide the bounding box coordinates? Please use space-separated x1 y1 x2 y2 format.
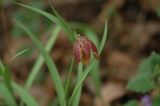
3 2 108 106
73 35 98 65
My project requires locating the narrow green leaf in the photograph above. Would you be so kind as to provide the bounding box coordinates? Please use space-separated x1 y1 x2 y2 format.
13 2 75 43
11 48 29 61
13 2 57 24
0 83 17 106
98 20 108 54
3 66 13 92
0 59 5 75
25 26 61 90
90 61 101 95
13 82 38 106
69 60 96 104
71 63 83 106
64 57 74 101
15 20 65 106
49 2 75 42
0 60 13 92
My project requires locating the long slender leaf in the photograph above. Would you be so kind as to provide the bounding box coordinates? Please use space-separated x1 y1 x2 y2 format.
69 60 96 104
0 60 5 73
0 60 13 93
0 83 17 106
49 2 75 42
3 66 13 93
25 26 61 89
98 20 108 54
13 2 57 24
15 20 66 106
13 82 38 106
90 61 101 95
13 2 75 43
64 57 74 99
71 63 83 106
11 48 29 61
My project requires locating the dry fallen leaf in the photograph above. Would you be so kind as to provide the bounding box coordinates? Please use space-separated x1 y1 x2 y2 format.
94 82 126 106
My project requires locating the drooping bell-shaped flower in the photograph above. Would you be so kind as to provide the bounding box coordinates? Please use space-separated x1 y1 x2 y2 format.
73 35 98 65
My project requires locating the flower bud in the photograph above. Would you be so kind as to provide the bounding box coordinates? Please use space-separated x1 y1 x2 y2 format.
73 35 98 65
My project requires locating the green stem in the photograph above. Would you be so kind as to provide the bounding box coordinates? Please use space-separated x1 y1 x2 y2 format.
63 57 74 104
25 26 60 90
71 63 83 106
65 57 74 93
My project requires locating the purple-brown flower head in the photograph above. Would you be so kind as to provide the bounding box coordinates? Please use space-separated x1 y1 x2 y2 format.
73 35 98 65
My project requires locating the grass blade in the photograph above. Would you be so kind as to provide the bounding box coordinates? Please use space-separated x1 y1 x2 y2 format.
0 60 13 93
11 48 29 61
0 83 17 106
13 2 75 43
90 61 101 95
3 66 13 92
49 1 75 42
25 26 61 89
15 20 66 106
98 20 108 54
71 63 83 106
68 60 96 104
13 2 57 24
64 57 74 99
13 82 38 106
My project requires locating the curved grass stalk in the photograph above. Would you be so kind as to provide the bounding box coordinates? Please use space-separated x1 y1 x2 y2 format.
0 83 17 106
25 26 60 90
15 20 66 106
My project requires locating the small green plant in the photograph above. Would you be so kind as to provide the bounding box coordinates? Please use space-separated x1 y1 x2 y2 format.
127 52 160 93
124 100 138 106
126 52 160 106
0 2 107 106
